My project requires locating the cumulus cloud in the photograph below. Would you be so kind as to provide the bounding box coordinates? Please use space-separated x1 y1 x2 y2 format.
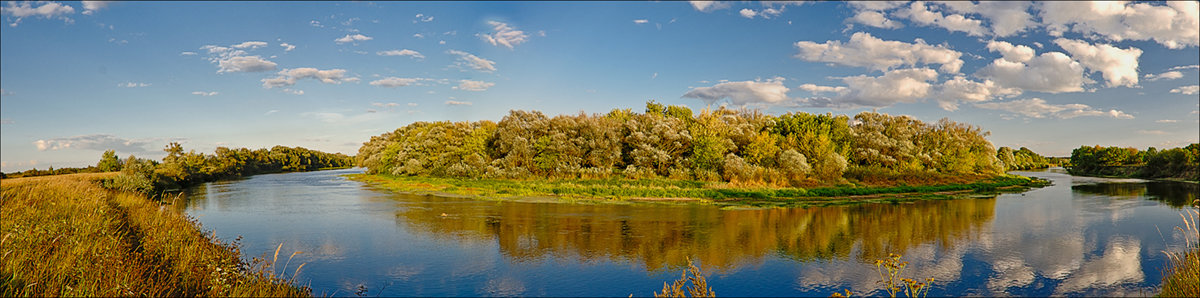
851 10 903 29
835 68 940 107
262 68 357 88
939 1 1036 37
1156 119 1178 123
794 32 964 74
81 1 110 15
414 13 434 23
1040 1 1199 49
479 21 529 49
377 49 424 59
191 91 218 96
368 77 425 88
1053 38 1142 88
681 77 790 106
633 19 649 24
334 34 372 44
894 1 987 36
280 42 296 52
975 98 1134 119
688 1 730 12
1170 85 1199 95
933 76 1021 111
33 134 156 153
986 40 1036 63
797 83 847 94
739 8 757 19
976 51 1086 93
447 50 496 72
1144 71 1183 81
217 55 277 73
2 1 75 26
454 79 495 91
231 41 268 49
445 100 473 106
118 82 151 88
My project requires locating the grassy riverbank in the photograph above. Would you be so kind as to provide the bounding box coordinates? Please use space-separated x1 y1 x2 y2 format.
1 173 309 297
348 173 1047 208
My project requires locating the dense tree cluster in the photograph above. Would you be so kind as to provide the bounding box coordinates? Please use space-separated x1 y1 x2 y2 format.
995 147 1053 171
104 143 353 195
358 102 1005 186
1069 144 1200 181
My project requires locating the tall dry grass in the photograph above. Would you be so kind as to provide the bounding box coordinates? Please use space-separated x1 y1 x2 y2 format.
1 173 309 297
1160 200 1199 297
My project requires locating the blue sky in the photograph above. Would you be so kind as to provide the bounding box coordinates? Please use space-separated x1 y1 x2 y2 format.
1 1 1198 172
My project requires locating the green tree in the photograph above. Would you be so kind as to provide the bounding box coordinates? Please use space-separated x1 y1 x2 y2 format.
97 150 121 172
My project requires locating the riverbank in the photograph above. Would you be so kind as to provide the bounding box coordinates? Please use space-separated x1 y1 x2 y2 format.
348 173 1048 208
0 173 309 297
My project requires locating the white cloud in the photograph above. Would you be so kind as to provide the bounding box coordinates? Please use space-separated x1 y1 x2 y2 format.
280 42 296 52
1137 130 1169 135
118 82 150 88
33 134 156 153
933 76 1021 111
334 34 372 44
372 102 400 108
739 8 757 19
414 13 434 23
447 50 496 72
81 1 110 15
377 49 424 59
445 100 473 106
262 68 357 88
368 77 424 88
1155 119 1177 123
217 55 277 73
1170 85 1199 95
681 77 790 106
1053 38 1142 88
231 41 268 49
794 32 964 74
1040 1 1199 49
797 83 847 94
1144 71 1183 81
180 51 197 56
282 88 303 95
939 1 1036 37
847 1 909 12
408 102 418 107
689 1 730 12
479 21 529 49
976 51 1086 93
453 79 495 91
975 98 1134 119
633 19 649 24
986 40 1035 63
1169 65 1199 71
894 1 987 36
413 33 424 38
191 91 218 96
2 1 75 26
835 68 940 107
851 10 903 29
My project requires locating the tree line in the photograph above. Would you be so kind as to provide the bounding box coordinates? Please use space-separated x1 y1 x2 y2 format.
1069 144 1200 181
357 102 1020 187
102 143 354 195
995 146 1055 171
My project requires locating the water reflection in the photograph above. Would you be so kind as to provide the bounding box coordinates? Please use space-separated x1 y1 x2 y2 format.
1072 181 1199 208
176 168 1197 297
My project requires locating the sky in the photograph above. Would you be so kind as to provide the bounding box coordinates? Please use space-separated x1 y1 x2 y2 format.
1 1 1198 172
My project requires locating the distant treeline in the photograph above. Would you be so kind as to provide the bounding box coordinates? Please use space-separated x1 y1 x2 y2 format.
0 166 104 179
996 146 1056 171
101 143 353 195
1069 144 1200 181
358 102 1013 187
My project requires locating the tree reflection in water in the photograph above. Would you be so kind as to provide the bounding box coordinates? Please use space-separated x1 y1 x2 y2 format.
393 196 996 272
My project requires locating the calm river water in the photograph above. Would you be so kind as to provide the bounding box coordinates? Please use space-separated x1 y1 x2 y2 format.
176 168 1197 297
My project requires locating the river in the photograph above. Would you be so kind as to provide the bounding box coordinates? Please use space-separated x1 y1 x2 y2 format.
174 167 1197 297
